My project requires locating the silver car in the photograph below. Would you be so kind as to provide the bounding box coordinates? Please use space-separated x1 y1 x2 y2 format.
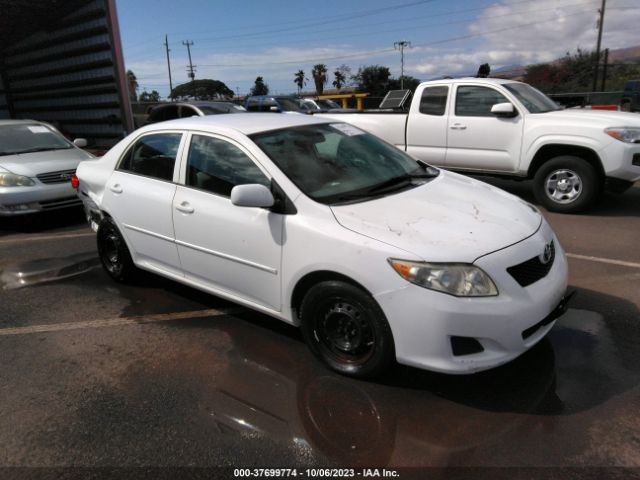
0 120 93 215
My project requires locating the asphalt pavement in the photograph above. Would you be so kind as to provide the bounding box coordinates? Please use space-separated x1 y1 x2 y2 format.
0 183 639 479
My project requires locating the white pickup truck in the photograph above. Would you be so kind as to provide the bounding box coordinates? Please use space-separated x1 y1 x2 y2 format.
318 78 640 213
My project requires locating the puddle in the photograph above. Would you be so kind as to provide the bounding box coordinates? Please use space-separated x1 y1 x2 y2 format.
0 252 101 289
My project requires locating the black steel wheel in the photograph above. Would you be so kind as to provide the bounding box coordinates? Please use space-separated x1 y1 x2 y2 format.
97 217 136 282
300 281 395 378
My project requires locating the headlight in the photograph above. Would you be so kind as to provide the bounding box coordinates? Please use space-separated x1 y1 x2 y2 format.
388 259 498 297
604 127 640 143
0 173 35 187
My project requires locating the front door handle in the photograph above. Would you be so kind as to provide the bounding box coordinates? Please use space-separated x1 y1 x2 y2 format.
110 184 123 194
175 202 194 214
450 123 467 130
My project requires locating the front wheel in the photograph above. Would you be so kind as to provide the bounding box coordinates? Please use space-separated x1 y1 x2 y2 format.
97 217 137 282
300 281 395 378
533 156 602 213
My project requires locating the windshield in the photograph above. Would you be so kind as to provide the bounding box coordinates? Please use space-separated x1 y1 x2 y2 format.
276 97 312 111
251 123 438 204
503 83 560 113
0 124 72 156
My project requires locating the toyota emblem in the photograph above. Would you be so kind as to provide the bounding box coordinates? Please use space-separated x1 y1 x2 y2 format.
539 242 553 265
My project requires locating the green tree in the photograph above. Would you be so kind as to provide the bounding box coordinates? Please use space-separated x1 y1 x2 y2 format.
138 90 161 102
388 75 421 93
476 63 491 78
250 76 269 96
311 64 328 95
294 70 307 94
524 49 598 93
126 70 138 102
170 79 234 100
333 70 346 90
352 65 392 97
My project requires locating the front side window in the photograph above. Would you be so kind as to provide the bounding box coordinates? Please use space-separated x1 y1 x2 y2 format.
186 135 269 196
419 86 448 116
119 133 182 181
455 86 509 117
251 123 437 204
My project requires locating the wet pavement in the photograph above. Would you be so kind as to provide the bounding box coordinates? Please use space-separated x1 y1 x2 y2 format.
0 185 639 478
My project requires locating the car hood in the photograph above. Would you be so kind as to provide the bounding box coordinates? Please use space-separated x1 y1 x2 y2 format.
0 148 91 177
543 108 640 126
330 172 542 263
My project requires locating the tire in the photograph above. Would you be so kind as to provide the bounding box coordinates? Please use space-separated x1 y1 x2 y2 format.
97 217 137 282
533 156 602 213
299 280 395 378
621 101 631 112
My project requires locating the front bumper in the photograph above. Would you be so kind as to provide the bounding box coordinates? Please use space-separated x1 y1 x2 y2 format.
375 221 569 374
600 140 640 182
0 182 82 216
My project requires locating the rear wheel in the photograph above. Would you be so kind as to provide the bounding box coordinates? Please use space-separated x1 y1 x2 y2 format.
300 281 395 378
97 217 137 282
533 156 602 213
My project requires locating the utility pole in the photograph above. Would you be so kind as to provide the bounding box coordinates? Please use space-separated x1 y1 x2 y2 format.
601 48 609 91
592 0 606 92
182 40 196 98
164 35 173 99
394 41 411 89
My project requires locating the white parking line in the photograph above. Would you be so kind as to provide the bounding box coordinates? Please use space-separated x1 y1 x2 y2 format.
0 307 244 337
566 253 640 269
0 231 94 245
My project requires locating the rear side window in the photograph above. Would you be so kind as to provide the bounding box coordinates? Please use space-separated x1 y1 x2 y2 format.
185 134 269 197
419 86 448 116
455 86 509 117
119 133 182 181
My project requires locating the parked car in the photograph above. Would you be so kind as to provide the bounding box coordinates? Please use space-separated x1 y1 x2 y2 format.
620 79 640 113
245 95 314 113
0 120 92 215
144 101 245 125
317 78 640 213
76 113 569 378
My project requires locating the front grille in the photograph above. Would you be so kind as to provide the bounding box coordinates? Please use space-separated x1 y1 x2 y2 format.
39 196 82 210
36 169 76 184
507 240 555 287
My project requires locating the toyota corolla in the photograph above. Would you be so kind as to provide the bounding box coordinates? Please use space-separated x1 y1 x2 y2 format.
75 113 569 377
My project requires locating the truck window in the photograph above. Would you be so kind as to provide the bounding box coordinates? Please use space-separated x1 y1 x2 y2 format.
419 86 448 116
455 86 509 117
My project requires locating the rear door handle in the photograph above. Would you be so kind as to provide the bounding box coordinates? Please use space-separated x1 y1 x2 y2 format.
110 184 123 194
450 123 467 130
175 202 194 214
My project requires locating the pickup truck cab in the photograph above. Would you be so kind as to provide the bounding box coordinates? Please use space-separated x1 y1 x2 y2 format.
318 78 640 213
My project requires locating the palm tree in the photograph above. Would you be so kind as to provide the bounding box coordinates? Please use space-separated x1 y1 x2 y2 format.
311 64 328 96
126 70 138 102
294 70 307 94
333 70 346 90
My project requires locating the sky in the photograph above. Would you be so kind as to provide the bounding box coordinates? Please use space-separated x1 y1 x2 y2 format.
115 0 640 98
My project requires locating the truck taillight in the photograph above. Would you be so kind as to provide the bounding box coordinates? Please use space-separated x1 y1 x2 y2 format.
71 174 79 189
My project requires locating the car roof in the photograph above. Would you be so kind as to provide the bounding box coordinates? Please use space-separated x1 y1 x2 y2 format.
0 119 45 127
141 112 331 136
422 77 519 86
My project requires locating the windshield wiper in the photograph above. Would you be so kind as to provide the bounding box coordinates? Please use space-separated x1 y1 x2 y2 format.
13 146 70 154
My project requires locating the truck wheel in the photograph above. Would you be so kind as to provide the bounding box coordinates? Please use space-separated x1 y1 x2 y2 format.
533 156 601 213
620 101 631 112
97 217 137 282
300 281 395 378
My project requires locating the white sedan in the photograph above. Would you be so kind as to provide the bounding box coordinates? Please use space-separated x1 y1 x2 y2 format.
75 113 569 377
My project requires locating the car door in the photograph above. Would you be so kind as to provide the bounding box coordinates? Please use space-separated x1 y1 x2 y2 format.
102 132 185 276
445 84 523 173
173 132 283 310
405 85 449 166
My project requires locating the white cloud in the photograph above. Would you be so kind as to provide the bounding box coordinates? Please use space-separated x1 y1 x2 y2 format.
410 0 640 78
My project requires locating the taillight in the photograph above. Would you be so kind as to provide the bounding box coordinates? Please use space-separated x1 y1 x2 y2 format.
71 174 79 189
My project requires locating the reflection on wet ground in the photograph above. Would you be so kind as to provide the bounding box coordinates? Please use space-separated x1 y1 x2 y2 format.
1 250 639 469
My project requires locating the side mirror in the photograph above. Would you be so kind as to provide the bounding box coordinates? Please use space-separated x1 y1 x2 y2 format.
73 138 88 148
490 102 517 117
230 184 275 208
